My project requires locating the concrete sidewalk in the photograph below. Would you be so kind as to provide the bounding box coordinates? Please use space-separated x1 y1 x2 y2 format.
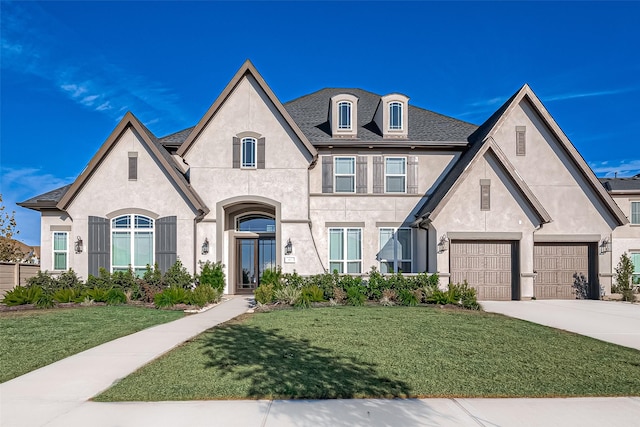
481 299 640 350
2 298 640 427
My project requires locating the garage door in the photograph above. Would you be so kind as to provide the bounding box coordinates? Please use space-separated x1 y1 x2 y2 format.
534 243 589 299
450 241 514 301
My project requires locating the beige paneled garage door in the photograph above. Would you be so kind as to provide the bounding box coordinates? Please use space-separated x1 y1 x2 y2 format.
450 241 512 301
534 243 588 299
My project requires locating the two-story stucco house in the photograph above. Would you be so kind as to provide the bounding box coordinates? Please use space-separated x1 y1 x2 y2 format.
19 60 634 300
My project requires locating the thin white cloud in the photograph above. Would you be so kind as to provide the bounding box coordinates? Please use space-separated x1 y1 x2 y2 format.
543 87 638 103
589 160 640 178
469 96 506 108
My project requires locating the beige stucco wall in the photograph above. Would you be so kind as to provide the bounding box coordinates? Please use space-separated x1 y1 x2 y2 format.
610 194 640 285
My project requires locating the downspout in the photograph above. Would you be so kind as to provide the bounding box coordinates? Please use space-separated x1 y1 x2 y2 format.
193 210 206 275
307 162 326 271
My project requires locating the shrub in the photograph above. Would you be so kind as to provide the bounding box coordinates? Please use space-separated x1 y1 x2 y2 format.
398 289 420 306
190 285 220 308
301 284 324 303
105 288 127 305
282 271 306 289
379 288 396 306
572 272 589 300
142 264 163 287
52 288 82 303
254 283 275 304
34 292 55 309
86 268 112 290
332 286 346 304
154 287 189 308
346 285 366 306
615 253 635 301
111 268 138 294
84 287 108 303
164 260 193 290
56 269 84 291
1 285 42 306
260 267 283 289
198 261 225 293
366 267 388 300
26 270 57 294
273 285 301 306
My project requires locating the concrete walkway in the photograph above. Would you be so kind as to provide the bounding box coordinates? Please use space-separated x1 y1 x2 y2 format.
2 298 640 427
481 299 640 350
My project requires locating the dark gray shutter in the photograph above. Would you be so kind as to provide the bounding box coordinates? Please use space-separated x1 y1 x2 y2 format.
356 156 367 193
407 156 418 194
88 216 110 276
257 137 265 169
128 155 137 180
322 156 333 193
156 216 177 273
480 179 491 211
516 126 526 156
373 156 384 194
232 137 240 168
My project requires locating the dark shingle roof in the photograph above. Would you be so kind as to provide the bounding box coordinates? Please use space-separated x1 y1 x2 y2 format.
599 175 640 192
159 127 195 147
284 88 478 143
18 184 72 210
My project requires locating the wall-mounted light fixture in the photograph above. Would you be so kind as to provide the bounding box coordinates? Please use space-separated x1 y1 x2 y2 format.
74 236 83 254
284 238 293 255
437 234 449 254
201 238 209 255
599 237 611 255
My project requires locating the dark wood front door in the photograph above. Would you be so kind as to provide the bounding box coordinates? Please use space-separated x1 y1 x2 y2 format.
236 237 276 293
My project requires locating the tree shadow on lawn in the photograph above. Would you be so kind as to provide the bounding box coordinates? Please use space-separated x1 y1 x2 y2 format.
200 323 410 400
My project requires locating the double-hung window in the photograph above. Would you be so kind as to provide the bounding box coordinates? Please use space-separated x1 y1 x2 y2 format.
338 101 352 130
112 214 154 277
329 228 362 274
241 137 257 168
631 252 640 285
389 102 403 130
334 157 355 193
631 201 640 225
379 228 412 273
385 157 406 193
52 232 68 270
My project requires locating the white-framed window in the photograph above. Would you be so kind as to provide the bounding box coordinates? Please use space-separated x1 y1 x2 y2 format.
111 214 154 277
329 227 362 274
631 252 640 285
338 101 352 130
379 228 412 273
241 137 257 169
52 231 68 270
631 201 640 225
385 157 406 193
389 102 403 130
334 157 356 193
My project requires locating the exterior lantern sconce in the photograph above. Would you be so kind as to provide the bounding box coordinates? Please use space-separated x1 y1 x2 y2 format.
284 238 293 255
201 238 209 255
599 238 611 255
437 234 449 254
74 236 83 254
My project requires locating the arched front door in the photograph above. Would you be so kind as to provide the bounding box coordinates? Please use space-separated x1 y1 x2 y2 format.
235 214 276 292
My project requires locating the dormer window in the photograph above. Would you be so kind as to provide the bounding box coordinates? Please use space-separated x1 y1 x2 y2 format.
330 94 358 138
389 102 403 130
338 101 352 130
374 93 409 138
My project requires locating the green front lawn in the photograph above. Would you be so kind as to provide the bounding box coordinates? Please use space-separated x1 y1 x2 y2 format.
96 306 640 401
0 306 184 383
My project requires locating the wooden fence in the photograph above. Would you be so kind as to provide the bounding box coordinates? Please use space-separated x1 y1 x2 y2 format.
0 262 40 295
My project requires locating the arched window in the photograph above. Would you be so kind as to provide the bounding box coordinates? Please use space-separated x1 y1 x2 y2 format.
389 102 403 130
241 137 256 168
338 101 352 130
236 214 275 232
111 214 154 276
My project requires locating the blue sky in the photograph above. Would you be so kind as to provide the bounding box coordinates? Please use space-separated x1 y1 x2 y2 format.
2 1 639 246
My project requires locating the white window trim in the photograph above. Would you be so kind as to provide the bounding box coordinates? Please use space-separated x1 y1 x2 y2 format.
384 156 407 193
631 201 640 225
328 227 362 274
378 227 412 273
630 252 640 285
111 214 155 274
241 137 257 169
337 101 352 130
389 102 403 131
334 156 356 193
52 231 69 271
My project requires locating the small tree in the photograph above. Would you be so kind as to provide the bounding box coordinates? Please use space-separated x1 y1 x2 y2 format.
614 253 635 302
0 194 25 262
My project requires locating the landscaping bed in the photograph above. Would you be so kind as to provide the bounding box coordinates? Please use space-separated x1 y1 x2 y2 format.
95 305 640 401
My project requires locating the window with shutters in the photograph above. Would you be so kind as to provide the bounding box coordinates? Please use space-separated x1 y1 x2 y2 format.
52 232 68 270
480 179 491 211
334 157 356 193
631 201 640 225
329 227 362 274
379 228 412 273
516 126 526 156
128 152 138 180
385 157 406 193
111 214 154 277
241 137 257 169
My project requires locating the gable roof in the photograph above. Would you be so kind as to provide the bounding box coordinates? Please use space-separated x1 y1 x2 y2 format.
176 60 317 161
414 138 552 226
55 112 209 215
470 84 628 226
18 184 72 211
600 175 640 193
284 88 478 144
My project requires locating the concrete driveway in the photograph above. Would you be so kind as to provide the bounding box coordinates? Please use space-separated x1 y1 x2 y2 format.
481 300 640 351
